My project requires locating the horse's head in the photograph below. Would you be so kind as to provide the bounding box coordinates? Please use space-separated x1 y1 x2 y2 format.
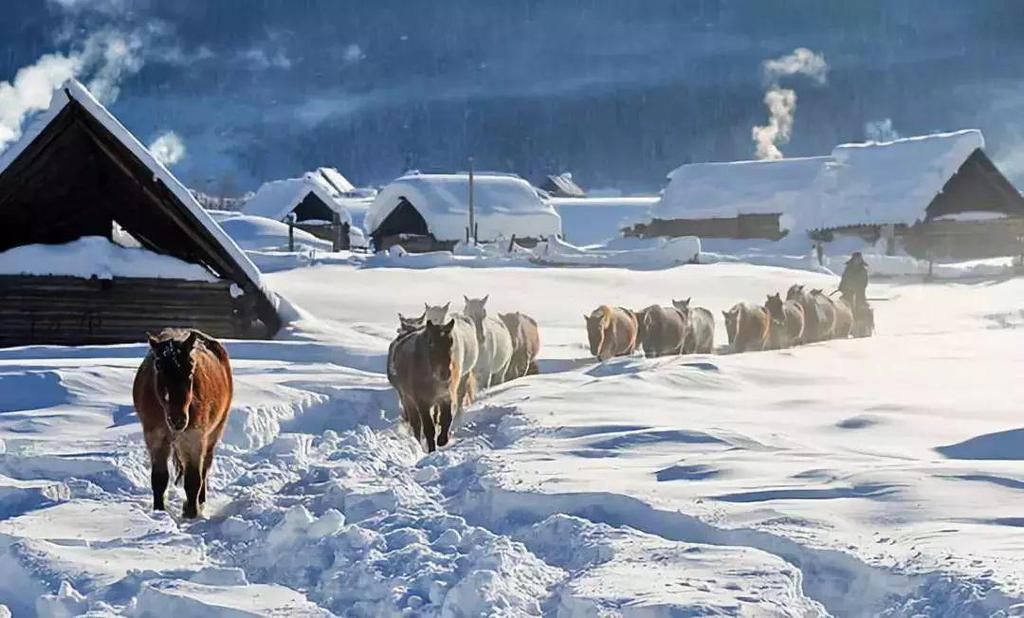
722 306 741 345
671 298 691 313
423 302 451 326
584 308 604 357
423 319 456 382
148 331 200 433
398 311 425 334
786 284 804 302
765 293 784 320
463 295 489 339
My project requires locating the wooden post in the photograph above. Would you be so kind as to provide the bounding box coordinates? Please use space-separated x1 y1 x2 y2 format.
468 157 476 244
287 213 296 252
332 211 342 252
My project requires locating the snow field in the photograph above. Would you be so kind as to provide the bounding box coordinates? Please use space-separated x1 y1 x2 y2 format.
0 260 1023 615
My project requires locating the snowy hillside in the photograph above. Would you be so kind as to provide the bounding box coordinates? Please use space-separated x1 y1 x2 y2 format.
1 259 1024 615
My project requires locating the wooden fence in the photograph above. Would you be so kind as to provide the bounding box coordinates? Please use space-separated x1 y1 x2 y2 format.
624 213 785 241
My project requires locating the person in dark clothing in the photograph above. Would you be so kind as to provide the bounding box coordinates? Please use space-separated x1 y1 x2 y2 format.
838 252 869 307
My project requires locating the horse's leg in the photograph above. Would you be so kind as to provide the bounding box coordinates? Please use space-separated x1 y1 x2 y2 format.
401 394 423 448
419 403 437 453
145 430 171 512
199 414 230 507
436 398 453 448
182 456 204 519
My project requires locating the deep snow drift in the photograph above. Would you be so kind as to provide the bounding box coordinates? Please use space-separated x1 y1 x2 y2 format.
1 257 1024 616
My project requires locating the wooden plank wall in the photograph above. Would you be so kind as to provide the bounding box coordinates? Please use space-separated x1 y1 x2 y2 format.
0 275 254 347
903 217 1024 260
625 213 784 241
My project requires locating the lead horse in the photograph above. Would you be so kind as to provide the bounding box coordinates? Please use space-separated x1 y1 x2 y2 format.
134 329 233 519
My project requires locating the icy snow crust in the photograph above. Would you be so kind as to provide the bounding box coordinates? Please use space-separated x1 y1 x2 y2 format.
365 173 562 242
0 237 218 281
1 257 1024 615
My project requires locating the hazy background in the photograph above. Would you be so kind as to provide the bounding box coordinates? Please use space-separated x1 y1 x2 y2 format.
3 0 1023 194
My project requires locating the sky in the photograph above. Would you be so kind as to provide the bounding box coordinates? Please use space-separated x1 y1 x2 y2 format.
2 0 1024 194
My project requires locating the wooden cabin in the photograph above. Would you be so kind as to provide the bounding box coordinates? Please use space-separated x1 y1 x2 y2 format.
815 130 1024 259
365 173 562 252
0 80 280 347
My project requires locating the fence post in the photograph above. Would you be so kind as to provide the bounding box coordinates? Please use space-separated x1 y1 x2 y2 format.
332 212 342 252
287 213 296 252
508 234 516 253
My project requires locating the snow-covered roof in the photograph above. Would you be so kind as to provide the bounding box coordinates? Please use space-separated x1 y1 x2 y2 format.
821 129 985 229
365 173 562 242
0 80 281 332
243 172 353 224
651 129 995 233
0 80 266 288
654 156 829 232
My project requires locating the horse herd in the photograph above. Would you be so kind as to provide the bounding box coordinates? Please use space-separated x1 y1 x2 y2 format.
129 284 875 518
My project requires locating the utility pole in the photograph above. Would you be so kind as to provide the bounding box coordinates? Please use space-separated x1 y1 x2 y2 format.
468 156 476 244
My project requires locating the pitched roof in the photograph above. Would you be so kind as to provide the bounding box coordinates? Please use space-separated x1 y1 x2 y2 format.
0 79 280 334
365 172 562 242
243 172 354 224
541 173 586 198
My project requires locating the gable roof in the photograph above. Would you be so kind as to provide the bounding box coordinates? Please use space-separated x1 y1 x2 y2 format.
653 156 829 233
365 172 562 242
541 173 586 198
243 172 354 224
821 129 997 229
0 79 280 334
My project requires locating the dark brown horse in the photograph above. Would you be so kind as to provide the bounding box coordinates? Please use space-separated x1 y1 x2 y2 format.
391 319 470 453
133 329 233 519
765 293 805 349
585 305 638 361
635 305 688 358
722 302 771 353
671 298 715 354
499 312 541 380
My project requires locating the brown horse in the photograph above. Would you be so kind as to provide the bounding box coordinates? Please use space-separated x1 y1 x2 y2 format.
133 329 233 519
765 293 805 349
584 305 638 361
499 312 541 380
671 298 715 354
722 302 771 353
808 289 842 339
787 285 836 342
391 319 470 453
635 305 688 358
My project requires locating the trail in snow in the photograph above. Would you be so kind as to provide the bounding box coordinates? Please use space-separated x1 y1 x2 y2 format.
1 262 1024 616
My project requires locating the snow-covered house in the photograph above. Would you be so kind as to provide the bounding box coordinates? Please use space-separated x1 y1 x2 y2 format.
0 80 281 346
539 173 586 198
365 173 562 252
628 156 829 241
817 130 1024 257
243 168 366 249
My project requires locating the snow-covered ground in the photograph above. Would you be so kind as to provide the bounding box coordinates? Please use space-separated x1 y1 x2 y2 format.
2 256 1024 616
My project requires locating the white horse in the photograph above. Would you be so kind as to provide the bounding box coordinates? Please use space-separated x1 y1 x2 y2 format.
463 296 513 389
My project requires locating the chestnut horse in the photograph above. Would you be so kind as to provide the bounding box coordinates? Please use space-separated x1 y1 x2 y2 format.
722 302 771 353
585 305 638 361
133 329 233 519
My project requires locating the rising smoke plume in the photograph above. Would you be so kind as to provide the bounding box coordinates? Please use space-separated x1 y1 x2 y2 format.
149 131 187 166
0 5 157 153
752 48 828 160
864 118 901 142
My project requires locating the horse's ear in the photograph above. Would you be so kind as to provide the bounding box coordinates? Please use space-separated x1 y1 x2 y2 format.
424 302 430 310
482 294 489 305
183 330 199 352
442 301 450 311
147 332 160 349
